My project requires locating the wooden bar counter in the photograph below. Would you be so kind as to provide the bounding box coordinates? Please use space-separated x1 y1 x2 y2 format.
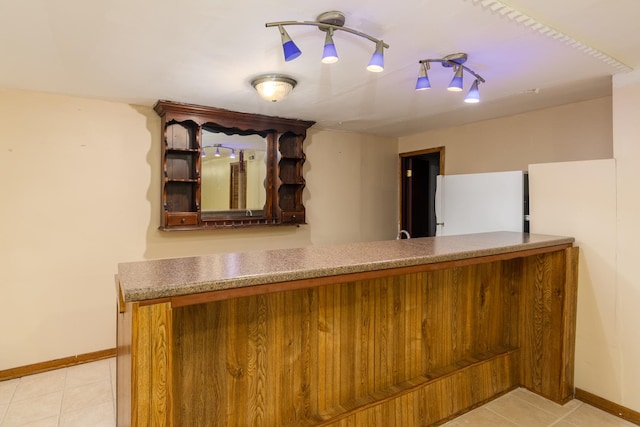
116 231 578 426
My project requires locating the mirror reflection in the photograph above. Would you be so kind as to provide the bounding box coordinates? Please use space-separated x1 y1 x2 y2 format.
200 129 267 215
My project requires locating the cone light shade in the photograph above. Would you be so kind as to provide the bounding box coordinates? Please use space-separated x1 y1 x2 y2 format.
448 65 464 92
367 42 385 72
321 29 339 63
279 25 302 62
464 79 480 103
415 63 431 90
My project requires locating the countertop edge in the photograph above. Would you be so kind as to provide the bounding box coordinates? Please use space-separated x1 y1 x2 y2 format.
119 233 574 303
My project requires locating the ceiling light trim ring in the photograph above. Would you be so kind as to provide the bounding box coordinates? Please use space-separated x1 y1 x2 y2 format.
251 74 298 102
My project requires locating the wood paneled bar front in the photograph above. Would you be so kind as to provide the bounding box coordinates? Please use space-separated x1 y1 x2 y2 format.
115 232 578 426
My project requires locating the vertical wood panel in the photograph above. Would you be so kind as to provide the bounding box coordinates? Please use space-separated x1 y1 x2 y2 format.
209 296 227 425
117 300 133 427
229 298 247 426
308 287 319 417
325 284 335 410
393 274 407 384
317 284 327 413
560 247 579 402
339 283 355 405
407 274 420 381
519 249 577 403
301 288 315 420
130 302 172 426
332 283 342 412
248 295 268 425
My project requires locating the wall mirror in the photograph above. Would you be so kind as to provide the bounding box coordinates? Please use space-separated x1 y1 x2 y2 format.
201 128 268 218
154 100 315 230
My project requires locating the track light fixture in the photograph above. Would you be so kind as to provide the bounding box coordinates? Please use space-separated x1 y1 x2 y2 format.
416 53 486 103
266 11 389 72
202 144 238 159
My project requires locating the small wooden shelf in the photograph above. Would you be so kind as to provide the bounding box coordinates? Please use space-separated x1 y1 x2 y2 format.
279 132 304 158
166 148 200 153
165 178 199 183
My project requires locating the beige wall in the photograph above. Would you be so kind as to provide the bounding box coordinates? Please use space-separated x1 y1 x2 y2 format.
528 159 620 403
398 97 613 174
305 128 399 244
611 70 640 412
0 89 398 371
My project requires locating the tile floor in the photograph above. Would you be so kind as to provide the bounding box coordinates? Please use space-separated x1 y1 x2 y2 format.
0 358 636 426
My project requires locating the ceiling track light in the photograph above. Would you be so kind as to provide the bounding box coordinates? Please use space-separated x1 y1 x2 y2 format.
416 53 486 104
266 11 390 72
202 144 240 159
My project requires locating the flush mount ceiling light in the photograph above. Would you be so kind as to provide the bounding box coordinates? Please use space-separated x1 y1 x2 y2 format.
266 11 390 72
251 74 297 102
416 53 486 104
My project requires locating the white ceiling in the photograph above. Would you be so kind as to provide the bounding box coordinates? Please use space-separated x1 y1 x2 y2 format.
0 0 638 136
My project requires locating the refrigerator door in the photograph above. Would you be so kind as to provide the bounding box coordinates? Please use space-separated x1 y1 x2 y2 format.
435 171 525 236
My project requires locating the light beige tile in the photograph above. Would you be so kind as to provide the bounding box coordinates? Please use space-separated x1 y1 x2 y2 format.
0 403 8 423
65 359 111 389
561 404 637 426
485 393 558 426
11 369 66 402
0 379 19 405
511 388 583 418
59 401 115 427
109 357 117 404
445 407 518 426
61 379 113 413
2 390 63 427
15 415 59 426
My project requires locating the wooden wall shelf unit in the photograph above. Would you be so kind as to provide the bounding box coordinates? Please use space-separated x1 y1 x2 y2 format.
154 100 315 230
116 232 579 426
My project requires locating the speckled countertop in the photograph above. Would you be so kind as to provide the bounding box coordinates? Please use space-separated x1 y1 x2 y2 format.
117 231 574 302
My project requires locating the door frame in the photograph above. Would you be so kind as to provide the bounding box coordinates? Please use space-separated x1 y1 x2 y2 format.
398 147 445 235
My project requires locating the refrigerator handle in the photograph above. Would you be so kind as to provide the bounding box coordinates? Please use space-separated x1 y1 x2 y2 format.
435 175 444 236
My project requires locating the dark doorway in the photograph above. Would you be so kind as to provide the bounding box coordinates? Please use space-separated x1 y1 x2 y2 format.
400 148 444 238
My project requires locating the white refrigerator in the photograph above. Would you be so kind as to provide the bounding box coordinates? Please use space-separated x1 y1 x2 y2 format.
435 171 528 236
